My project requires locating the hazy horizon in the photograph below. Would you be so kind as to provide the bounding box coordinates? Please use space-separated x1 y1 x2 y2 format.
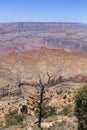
0 22 86 24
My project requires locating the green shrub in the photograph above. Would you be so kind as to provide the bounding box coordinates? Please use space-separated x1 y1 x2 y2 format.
36 106 56 118
59 105 72 116
5 110 24 127
63 95 67 99
57 90 62 95
42 106 56 118
74 84 87 130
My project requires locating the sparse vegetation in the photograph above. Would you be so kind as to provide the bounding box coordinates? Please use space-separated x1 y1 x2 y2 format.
56 90 62 95
59 105 72 116
36 106 56 119
63 94 67 99
5 110 24 127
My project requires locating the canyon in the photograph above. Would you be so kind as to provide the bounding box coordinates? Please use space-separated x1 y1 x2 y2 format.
0 22 87 129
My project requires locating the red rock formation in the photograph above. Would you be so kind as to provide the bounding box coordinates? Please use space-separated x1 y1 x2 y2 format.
0 46 87 85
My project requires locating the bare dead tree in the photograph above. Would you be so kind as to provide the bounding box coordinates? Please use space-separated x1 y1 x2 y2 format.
38 75 44 128
38 72 51 128
27 73 51 128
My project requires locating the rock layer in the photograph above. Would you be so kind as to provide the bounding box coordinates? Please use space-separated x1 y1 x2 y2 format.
0 47 87 86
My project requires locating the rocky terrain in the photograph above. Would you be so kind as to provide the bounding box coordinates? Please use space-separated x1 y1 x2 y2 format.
0 22 87 129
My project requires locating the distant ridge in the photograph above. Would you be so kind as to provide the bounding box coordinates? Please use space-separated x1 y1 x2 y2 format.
0 22 87 54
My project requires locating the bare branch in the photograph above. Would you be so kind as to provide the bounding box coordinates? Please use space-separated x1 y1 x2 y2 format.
39 75 44 88
47 72 51 86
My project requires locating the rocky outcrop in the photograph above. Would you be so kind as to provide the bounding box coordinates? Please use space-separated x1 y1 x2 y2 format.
0 85 22 99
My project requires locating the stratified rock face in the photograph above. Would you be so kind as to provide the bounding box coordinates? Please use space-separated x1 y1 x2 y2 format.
0 47 87 86
0 22 87 54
